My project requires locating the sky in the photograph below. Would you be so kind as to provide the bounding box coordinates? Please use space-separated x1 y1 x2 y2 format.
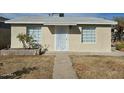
0 13 124 20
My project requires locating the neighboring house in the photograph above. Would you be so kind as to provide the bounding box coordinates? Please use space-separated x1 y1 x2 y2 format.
0 17 10 49
5 15 117 52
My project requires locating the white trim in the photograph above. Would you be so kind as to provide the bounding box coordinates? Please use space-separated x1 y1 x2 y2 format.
67 27 69 51
44 23 77 25
54 26 69 51
54 26 57 51
5 21 117 25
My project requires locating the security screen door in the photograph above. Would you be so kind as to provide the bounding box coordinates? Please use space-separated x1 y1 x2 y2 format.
55 26 68 51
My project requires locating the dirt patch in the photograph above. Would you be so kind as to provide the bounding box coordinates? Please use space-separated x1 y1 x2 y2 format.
0 55 55 79
70 55 124 79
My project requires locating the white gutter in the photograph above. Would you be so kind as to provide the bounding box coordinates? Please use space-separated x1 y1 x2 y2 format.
43 23 77 25
5 21 117 25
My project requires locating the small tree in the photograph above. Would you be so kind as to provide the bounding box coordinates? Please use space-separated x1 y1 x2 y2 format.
26 35 34 49
17 33 34 49
17 33 27 48
113 17 124 42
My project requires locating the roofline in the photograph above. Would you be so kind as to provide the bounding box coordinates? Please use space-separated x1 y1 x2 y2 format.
5 21 118 25
5 21 44 24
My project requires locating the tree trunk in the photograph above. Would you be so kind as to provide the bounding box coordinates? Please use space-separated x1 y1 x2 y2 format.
22 40 27 49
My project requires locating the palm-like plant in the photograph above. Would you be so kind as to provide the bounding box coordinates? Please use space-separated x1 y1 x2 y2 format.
26 35 34 49
17 33 34 49
17 33 27 48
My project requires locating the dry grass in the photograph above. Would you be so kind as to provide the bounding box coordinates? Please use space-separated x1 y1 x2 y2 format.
0 55 55 79
70 55 124 79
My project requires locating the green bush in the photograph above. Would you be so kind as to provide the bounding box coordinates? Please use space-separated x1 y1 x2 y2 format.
116 44 124 50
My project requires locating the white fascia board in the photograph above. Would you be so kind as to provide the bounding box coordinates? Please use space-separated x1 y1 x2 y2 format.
5 21 118 25
43 23 77 25
5 21 44 24
77 22 118 25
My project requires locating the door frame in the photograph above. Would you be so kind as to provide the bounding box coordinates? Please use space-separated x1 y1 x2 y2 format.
54 26 69 51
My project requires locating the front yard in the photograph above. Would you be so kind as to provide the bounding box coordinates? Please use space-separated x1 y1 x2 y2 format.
70 55 124 79
0 55 55 79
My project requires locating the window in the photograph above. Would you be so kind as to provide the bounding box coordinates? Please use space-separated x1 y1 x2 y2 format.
27 26 41 43
81 27 96 44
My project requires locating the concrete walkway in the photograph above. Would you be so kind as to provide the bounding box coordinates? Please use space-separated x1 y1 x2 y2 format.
53 54 78 79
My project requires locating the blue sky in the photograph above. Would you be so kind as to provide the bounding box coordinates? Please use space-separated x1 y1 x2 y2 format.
0 13 124 20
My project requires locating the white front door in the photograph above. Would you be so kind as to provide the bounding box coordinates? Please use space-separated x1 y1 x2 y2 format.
55 26 69 51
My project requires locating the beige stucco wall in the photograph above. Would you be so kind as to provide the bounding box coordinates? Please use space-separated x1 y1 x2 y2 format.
11 25 111 52
42 26 55 51
11 25 26 48
69 26 111 52
11 25 55 50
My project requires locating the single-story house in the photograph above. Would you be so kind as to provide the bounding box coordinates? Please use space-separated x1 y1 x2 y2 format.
5 16 117 52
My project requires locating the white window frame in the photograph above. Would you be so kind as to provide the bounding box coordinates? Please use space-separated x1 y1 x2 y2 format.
81 27 96 44
27 26 42 44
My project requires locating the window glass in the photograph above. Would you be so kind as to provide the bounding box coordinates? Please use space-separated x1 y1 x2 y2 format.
81 27 96 43
27 26 41 43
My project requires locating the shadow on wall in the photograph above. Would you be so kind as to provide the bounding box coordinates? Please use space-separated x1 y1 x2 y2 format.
48 26 55 34
70 26 81 34
48 26 81 34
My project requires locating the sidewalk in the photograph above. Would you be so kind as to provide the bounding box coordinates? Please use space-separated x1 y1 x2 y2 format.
53 54 78 79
